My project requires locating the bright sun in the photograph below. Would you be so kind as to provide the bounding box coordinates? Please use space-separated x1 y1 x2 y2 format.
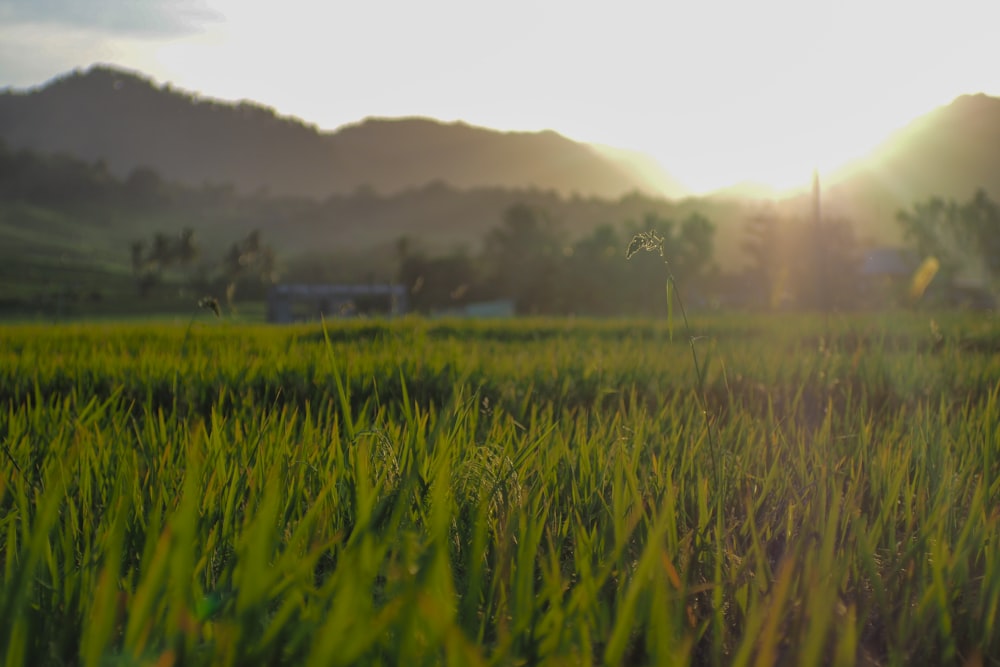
630 108 897 197
117 0 996 200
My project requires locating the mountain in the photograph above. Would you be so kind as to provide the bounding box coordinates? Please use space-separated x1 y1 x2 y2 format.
814 93 1000 241
836 94 1000 200
586 143 690 199
0 65 689 199
705 180 784 201
0 138 750 315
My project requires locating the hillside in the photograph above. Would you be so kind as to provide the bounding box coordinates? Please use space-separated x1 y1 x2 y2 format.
813 93 1000 242
0 142 751 317
843 94 1000 200
0 65 688 199
5 65 1000 316
4 65 998 248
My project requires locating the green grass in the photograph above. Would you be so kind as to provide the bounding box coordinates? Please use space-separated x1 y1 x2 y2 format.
1 314 998 665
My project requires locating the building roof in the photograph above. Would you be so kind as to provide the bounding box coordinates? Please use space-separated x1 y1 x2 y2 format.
861 248 916 276
270 283 406 297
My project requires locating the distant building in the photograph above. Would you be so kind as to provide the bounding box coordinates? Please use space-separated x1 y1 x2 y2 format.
859 247 995 310
267 284 408 322
859 247 918 307
860 247 917 278
431 299 516 318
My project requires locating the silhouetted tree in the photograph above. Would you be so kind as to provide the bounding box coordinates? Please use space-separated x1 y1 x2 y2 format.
130 240 146 274
796 217 862 309
741 213 862 310
221 229 277 301
741 214 783 308
399 247 479 312
618 211 717 313
129 239 158 296
673 213 717 283
896 196 963 282
176 227 198 267
483 204 563 313
897 188 1000 301
150 232 172 271
128 228 202 297
564 224 625 315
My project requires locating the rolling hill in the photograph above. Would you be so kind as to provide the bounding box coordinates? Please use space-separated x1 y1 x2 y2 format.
834 93 1000 201
3 64 1000 316
0 65 688 200
793 93 1000 242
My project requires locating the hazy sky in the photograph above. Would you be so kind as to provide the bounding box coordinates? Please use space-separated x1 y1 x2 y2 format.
2 0 998 193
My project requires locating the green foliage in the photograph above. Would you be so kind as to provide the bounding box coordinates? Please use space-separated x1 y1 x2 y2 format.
397 244 481 313
481 203 564 314
394 206 719 316
130 228 200 297
897 188 1000 287
219 229 278 301
1 315 999 665
897 197 965 280
0 139 733 317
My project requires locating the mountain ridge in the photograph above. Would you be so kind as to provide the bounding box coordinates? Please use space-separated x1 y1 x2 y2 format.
0 64 689 199
4 65 1000 252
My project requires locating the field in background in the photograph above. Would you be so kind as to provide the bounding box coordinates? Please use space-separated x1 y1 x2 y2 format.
1 314 999 665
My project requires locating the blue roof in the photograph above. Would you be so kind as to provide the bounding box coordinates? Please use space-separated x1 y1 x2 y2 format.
861 248 915 276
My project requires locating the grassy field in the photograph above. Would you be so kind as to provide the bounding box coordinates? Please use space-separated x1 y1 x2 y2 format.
1 313 999 666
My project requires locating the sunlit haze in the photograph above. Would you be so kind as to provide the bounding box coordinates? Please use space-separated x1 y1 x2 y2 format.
2 0 999 194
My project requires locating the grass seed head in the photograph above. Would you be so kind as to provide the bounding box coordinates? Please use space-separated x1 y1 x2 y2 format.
626 230 665 259
198 296 221 317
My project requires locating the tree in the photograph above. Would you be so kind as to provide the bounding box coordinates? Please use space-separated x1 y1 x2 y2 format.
896 196 963 282
896 189 1000 295
130 240 146 274
741 214 784 308
956 189 1000 280
175 227 198 267
398 247 479 313
221 229 277 301
482 204 563 313
741 213 861 310
128 228 201 297
129 239 158 296
672 213 716 283
564 224 625 315
150 232 173 272
620 211 717 313
798 217 862 310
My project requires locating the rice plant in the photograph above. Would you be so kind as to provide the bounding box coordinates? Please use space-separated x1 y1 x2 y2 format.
0 314 998 665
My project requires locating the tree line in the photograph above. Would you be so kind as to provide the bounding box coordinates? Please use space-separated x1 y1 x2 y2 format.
129 228 276 303
394 188 1000 315
4 139 998 314
395 204 716 316
122 188 1000 315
